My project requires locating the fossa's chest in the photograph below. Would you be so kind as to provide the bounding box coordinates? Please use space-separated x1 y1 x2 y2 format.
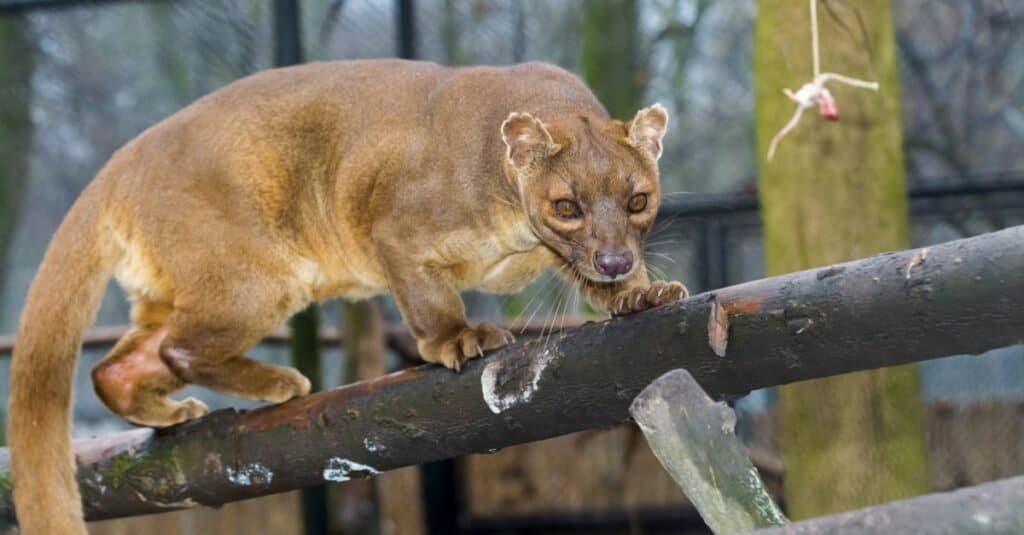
442 220 560 294
472 246 559 293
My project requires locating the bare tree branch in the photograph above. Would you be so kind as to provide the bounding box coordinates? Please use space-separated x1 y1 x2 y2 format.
0 226 1021 526
751 474 1024 535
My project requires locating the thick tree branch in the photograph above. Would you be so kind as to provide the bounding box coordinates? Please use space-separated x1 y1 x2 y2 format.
0 226 1021 525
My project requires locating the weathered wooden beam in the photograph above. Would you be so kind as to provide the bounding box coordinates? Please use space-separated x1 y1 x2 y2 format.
750 475 1024 534
630 369 787 534
0 226 1021 525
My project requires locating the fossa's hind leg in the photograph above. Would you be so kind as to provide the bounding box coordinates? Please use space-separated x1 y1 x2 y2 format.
92 302 207 427
157 274 311 403
107 215 312 415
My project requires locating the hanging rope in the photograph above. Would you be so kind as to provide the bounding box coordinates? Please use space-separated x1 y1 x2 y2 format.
766 0 880 161
811 0 820 78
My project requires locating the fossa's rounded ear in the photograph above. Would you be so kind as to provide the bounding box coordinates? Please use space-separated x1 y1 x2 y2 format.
501 112 562 169
628 103 669 161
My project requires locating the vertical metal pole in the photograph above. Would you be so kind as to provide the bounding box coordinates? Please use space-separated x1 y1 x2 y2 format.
396 0 417 59
392 4 458 532
273 2 327 534
697 220 713 292
715 221 730 289
289 305 327 535
274 0 303 66
698 218 727 291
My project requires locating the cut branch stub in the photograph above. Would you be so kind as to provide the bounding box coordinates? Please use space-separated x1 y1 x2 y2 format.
631 369 787 534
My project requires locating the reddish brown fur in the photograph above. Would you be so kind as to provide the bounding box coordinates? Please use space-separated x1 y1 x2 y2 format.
7 59 686 533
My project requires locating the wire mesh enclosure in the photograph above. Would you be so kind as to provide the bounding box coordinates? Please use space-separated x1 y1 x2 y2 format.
0 1 1022 534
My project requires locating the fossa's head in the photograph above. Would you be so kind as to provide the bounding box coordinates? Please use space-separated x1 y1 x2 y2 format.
501 104 668 283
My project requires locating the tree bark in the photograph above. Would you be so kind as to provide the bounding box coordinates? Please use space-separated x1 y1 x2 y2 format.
755 0 930 518
0 226 1019 525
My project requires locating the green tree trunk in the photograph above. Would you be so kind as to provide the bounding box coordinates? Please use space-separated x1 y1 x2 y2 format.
0 15 35 327
441 0 466 66
754 0 929 519
580 0 642 119
577 0 644 317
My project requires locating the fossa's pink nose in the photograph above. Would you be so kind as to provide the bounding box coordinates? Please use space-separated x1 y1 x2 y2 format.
594 250 633 277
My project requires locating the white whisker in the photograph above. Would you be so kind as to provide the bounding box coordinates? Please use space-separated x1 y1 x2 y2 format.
646 264 669 281
541 284 565 348
645 240 682 249
646 252 677 264
514 272 556 333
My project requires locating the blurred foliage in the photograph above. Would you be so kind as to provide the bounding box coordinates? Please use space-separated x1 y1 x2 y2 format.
897 0 1024 179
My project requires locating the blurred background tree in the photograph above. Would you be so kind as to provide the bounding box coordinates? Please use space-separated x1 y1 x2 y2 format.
0 13 33 327
581 0 642 119
755 0 930 518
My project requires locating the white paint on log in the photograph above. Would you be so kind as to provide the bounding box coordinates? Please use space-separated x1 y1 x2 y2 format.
226 463 274 486
364 437 384 453
323 457 379 482
480 347 557 414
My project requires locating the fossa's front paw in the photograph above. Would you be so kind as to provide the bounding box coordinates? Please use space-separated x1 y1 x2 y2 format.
611 280 688 316
262 366 312 403
422 323 515 372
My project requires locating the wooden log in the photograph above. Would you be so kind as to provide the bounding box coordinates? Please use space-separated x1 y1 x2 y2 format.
749 475 1024 534
630 369 786 533
0 225 1020 525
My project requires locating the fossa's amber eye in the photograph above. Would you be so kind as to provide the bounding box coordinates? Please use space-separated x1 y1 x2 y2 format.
553 200 583 219
628 194 648 213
